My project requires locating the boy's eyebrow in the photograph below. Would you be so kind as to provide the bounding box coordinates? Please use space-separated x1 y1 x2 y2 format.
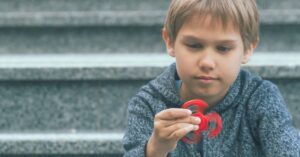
181 35 239 44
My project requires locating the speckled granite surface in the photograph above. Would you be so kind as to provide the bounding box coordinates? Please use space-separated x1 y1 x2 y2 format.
0 10 298 54
0 54 299 132
0 53 298 155
0 133 124 154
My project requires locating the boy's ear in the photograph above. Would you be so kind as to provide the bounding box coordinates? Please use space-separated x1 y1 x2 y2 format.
242 41 258 64
162 28 175 57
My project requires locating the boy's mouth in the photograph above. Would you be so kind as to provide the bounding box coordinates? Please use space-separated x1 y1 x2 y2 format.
194 76 217 84
195 76 217 80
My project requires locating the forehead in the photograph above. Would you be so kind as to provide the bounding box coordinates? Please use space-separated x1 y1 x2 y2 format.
183 14 239 33
177 15 242 42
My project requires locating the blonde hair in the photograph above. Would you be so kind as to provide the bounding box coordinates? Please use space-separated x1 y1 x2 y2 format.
164 0 259 50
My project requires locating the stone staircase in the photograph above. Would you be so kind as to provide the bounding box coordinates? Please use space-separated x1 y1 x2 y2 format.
0 0 299 156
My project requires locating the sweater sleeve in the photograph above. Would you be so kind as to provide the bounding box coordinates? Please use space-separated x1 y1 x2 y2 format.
122 94 155 157
253 81 300 157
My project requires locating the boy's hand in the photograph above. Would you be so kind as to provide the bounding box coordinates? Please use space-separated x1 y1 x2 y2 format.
146 108 201 157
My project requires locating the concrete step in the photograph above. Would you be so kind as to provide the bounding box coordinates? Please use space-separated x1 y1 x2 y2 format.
0 10 299 54
0 132 299 156
0 0 298 12
0 52 299 156
0 10 299 27
0 52 299 79
258 0 300 9
0 53 299 133
0 0 169 12
0 132 123 156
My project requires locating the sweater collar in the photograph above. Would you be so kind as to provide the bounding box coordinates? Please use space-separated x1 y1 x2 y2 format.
208 71 242 113
150 63 182 108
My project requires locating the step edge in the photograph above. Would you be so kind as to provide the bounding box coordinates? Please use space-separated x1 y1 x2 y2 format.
0 10 298 27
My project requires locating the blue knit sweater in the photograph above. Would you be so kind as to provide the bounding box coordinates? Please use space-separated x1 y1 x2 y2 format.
123 63 300 157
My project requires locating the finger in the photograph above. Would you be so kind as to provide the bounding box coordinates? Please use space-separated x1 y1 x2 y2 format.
167 124 199 140
155 108 192 121
160 116 201 127
164 123 199 135
154 123 198 141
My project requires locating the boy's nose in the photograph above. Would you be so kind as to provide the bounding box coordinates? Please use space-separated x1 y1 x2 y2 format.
198 50 216 72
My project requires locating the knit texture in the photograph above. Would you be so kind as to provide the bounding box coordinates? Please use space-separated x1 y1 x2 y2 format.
123 63 300 157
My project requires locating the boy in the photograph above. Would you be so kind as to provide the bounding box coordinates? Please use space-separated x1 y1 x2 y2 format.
123 0 300 156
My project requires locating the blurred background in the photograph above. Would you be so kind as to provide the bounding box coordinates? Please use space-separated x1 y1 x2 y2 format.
0 0 299 156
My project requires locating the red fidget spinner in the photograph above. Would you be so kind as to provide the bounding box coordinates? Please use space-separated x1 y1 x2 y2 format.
181 99 222 144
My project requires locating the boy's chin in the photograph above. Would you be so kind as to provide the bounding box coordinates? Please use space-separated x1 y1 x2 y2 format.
193 88 227 100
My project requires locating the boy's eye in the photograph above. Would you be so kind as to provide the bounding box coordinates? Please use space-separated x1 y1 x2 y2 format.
216 46 231 53
185 43 203 49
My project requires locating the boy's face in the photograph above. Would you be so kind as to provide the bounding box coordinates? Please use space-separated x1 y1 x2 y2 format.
163 15 255 105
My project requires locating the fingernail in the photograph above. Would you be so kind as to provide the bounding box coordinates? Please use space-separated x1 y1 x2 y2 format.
194 117 201 124
194 125 199 131
185 124 194 131
187 110 192 115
